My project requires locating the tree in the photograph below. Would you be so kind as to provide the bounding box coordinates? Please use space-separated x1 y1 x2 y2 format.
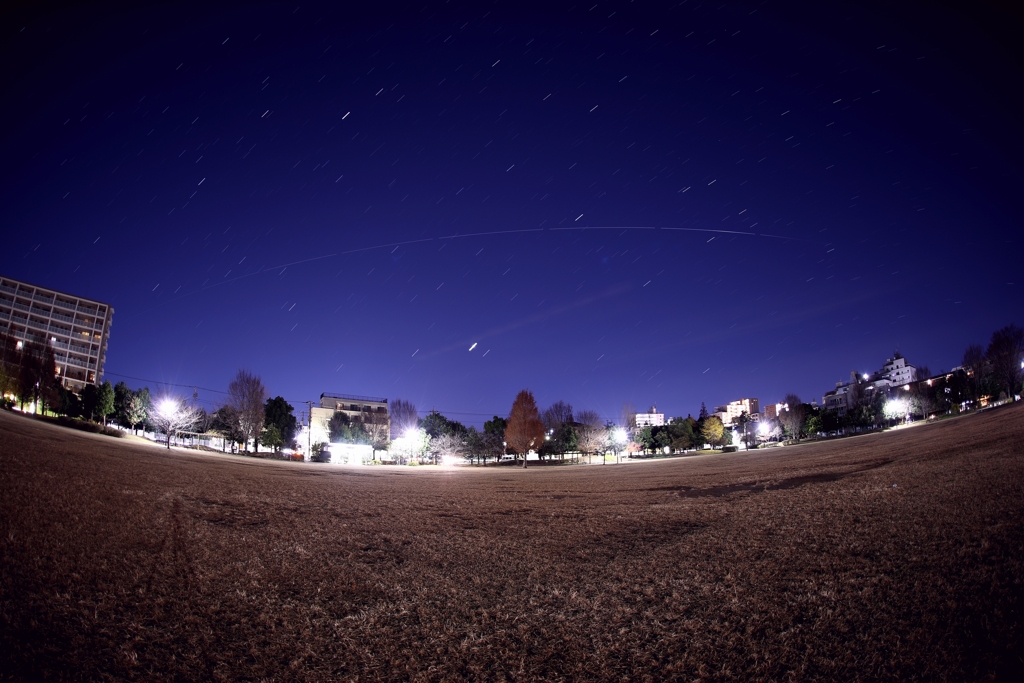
80 384 100 421
805 414 823 437
986 324 1024 400
95 380 115 425
264 396 297 452
421 410 467 438
0 332 17 401
431 431 466 465
480 417 508 464
228 369 266 453
113 381 133 427
505 390 544 469
734 411 754 448
391 427 430 464
53 385 82 418
779 393 806 440
211 405 245 452
636 426 655 453
126 388 151 433
362 409 391 451
962 343 986 407
621 402 637 433
151 397 200 449
667 417 696 451
575 409 607 463
698 402 709 421
484 415 507 437
390 398 419 439
260 424 283 452
328 412 369 444
700 415 725 448
542 401 574 432
15 339 58 412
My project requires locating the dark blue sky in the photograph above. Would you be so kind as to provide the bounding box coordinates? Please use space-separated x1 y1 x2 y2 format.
3 1 1021 425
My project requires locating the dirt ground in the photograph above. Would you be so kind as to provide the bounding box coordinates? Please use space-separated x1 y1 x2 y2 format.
1 405 1023 682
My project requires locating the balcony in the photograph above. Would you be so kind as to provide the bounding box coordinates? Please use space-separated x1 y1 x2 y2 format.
53 299 76 311
57 354 91 369
32 293 55 305
12 301 30 312
0 283 16 295
49 311 75 324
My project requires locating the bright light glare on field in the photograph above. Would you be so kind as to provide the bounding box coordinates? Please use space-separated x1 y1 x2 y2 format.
884 399 908 421
758 421 770 434
613 428 627 444
441 454 460 466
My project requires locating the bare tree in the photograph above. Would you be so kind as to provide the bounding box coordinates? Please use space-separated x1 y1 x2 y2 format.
151 397 200 449
431 431 466 465
987 324 1024 400
621 402 637 432
390 398 419 439
362 409 391 451
542 400 573 432
575 409 607 462
505 389 544 469
228 369 267 453
779 393 806 440
962 343 986 407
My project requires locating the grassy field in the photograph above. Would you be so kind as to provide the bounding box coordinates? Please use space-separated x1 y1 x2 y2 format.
1 405 1023 681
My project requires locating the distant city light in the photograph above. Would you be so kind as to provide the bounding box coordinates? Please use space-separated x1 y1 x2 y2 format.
863 373 870 380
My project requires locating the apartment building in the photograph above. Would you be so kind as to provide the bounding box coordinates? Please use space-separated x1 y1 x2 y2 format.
309 393 389 445
0 276 113 391
634 406 665 429
713 398 760 425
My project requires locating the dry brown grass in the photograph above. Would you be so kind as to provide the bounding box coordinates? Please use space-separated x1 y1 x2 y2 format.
1 404 1023 681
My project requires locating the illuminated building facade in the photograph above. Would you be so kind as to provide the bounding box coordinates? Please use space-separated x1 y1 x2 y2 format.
0 276 113 391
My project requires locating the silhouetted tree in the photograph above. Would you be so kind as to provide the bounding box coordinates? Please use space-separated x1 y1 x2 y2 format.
962 343 986 407
228 369 266 453
390 398 419 439
779 393 806 440
986 324 1024 400
264 396 297 452
542 400 574 432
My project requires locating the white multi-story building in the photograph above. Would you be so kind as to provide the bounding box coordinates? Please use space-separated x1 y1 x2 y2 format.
822 352 920 414
713 398 760 425
634 406 665 428
0 276 113 391
308 393 389 446
878 352 918 388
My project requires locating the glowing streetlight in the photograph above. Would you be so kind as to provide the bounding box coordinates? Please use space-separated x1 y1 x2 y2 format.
158 398 179 420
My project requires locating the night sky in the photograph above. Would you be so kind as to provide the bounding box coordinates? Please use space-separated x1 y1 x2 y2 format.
3 1 1021 426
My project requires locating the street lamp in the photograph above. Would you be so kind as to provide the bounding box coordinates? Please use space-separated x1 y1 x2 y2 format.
612 428 627 463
